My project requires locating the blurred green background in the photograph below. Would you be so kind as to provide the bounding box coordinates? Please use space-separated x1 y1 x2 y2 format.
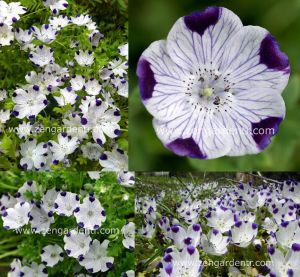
129 0 300 171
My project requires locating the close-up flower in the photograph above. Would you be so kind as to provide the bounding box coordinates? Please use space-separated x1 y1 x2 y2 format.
137 6 289 160
41 244 64 267
74 195 106 230
78 239 114 273
121 222 135 249
54 191 80 216
2 201 31 229
64 230 92 258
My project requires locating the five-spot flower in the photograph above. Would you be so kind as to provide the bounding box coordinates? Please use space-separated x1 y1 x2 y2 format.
137 6 290 159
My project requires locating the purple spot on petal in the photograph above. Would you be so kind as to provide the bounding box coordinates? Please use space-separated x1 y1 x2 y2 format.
184 7 220 36
292 243 300 252
165 263 173 275
100 153 107 160
187 245 195 255
252 117 283 150
137 58 156 101
260 34 290 73
166 137 206 159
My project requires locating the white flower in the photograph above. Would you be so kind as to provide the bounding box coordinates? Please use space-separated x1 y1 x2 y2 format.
122 270 135 277
29 45 54 67
158 246 203 277
99 67 113 81
12 85 48 119
41 244 64 267
74 195 106 230
87 171 101 180
267 244 300 277
2 201 31 229
0 109 10 124
25 70 62 94
118 43 128 59
262 217 278 234
78 239 114 273
18 180 42 199
43 0 68 14
16 122 32 139
206 207 235 233
0 23 14 46
54 191 80 216
63 113 89 140
0 89 7 101
63 229 92 258
202 229 230 256
117 171 135 187
70 75 85 91
121 222 135 249
32 24 58 43
99 147 128 171
89 30 103 48
29 204 54 234
81 100 121 145
49 15 70 29
41 188 60 213
84 78 102 95
19 139 49 170
8 259 24 277
75 50 94 67
112 77 128 98
0 193 17 211
137 7 289 159
108 57 127 77
54 87 77 106
15 27 33 49
71 14 92 26
169 224 201 250
22 262 47 277
49 133 79 162
81 143 102 161
231 221 258 247
0 1 26 25
79 95 95 113
276 220 300 249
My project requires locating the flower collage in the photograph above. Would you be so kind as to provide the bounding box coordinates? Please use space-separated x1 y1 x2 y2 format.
1 0 300 276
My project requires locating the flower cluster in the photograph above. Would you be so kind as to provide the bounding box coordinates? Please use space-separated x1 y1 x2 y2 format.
0 171 134 276
136 175 300 276
137 6 289 159
0 0 128 171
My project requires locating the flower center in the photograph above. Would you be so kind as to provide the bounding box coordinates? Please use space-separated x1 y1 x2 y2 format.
184 65 235 112
202 87 213 97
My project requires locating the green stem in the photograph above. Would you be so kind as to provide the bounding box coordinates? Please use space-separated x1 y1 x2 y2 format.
0 183 18 190
0 236 21 245
0 250 19 259
21 8 47 19
142 247 165 269
54 40 67 49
